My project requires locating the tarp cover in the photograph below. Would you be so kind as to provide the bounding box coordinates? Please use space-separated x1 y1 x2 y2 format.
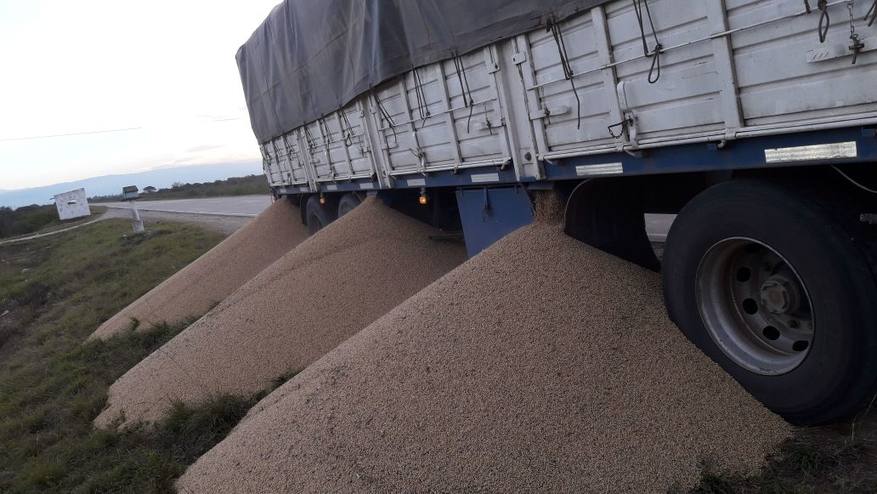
237 0 610 144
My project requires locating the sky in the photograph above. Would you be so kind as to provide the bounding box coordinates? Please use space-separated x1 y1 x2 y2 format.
0 0 280 191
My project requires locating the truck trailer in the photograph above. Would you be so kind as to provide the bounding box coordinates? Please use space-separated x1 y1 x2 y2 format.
238 0 877 425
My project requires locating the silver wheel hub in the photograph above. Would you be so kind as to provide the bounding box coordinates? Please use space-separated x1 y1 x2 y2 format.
695 238 815 376
760 275 799 314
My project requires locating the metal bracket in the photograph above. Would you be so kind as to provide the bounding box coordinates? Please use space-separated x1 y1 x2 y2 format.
481 188 493 219
808 35 876 62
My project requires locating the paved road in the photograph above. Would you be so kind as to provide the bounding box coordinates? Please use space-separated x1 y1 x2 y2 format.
102 194 675 238
4 194 674 248
101 195 273 217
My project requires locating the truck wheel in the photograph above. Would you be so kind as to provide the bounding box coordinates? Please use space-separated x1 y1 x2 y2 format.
663 179 877 425
305 195 337 234
337 193 361 217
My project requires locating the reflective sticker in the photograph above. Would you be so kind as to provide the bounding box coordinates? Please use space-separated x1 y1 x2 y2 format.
470 173 499 183
575 163 623 176
325 184 338 191
764 142 857 164
359 182 375 190
407 178 426 187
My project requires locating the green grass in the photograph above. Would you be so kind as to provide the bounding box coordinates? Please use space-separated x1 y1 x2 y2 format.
0 219 287 493
0 205 108 240
686 410 877 493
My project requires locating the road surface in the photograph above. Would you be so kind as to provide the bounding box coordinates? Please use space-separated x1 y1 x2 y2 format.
4 195 673 246
102 195 674 239
101 195 273 217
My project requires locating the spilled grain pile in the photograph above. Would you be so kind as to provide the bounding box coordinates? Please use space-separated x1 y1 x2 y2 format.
95 198 466 428
178 199 790 493
90 199 308 339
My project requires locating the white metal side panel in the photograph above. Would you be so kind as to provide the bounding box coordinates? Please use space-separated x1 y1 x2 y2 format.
728 0 877 128
261 0 877 187
400 67 455 170
368 49 512 177
296 101 379 184
370 85 421 175
606 0 725 141
285 132 312 186
304 119 343 182
263 130 313 188
438 49 512 169
261 145 284 187
523 12 619 156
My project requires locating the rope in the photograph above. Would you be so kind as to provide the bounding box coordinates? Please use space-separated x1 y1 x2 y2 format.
303 126 317 152
632 0 663 83
338 110 355 146
282 134 298 161
373 93 398 148
317 118 331 147
818 0 831 42
453 52 476 133
270 140 281 162
412 67 431 125
548 19 583 129
868 0 877 25
848 0 864 64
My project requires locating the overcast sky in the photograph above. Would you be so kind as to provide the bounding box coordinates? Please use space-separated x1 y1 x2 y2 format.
0 0 280 190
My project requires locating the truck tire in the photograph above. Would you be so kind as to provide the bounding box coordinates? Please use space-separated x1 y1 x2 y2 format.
337 193 361 217
305 195 337 234
663 179 877 425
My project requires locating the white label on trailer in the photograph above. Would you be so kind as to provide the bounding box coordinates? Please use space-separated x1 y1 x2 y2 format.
359 182 375 190
575 162 623 176
406 178 426 187
298 186 310 192
764 142 857 164
325 184 338 191
471 173 499 183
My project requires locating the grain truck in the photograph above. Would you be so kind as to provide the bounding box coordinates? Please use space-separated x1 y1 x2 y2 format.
239 0 877 425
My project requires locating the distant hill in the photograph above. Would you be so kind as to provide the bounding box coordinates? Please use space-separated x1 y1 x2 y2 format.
0 162 263 208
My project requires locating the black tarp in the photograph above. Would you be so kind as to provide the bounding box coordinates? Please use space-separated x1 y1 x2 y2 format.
237 0 611 144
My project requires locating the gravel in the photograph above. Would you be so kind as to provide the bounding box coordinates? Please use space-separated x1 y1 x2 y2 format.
94 198 466 428
90 199 308 339
177 195 790 493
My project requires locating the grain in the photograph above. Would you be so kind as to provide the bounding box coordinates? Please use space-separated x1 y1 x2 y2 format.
94 198 466 428
90 199 308 339
178 213 790 493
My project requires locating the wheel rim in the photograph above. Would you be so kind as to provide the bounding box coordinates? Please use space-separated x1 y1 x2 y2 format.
695 237 815 376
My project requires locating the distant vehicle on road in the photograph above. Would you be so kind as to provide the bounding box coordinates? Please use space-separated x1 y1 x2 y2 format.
121 186 140 201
